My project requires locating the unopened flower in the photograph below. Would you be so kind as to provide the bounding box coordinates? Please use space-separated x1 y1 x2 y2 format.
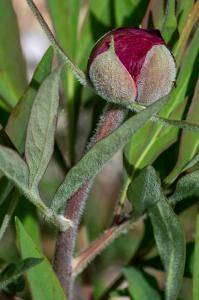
87 27 176 106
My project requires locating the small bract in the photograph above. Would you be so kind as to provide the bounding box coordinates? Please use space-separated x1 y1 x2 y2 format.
87 27 176 106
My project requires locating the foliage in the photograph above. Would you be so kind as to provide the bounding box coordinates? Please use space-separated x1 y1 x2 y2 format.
0 0 198 299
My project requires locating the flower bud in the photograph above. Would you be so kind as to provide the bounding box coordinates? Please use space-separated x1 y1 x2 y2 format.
87 27 176 106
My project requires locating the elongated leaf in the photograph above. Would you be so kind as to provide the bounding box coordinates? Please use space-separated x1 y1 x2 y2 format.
161 0 178 43
193 212 199 300
165 79 199 184
51 96 168 212
90 0 113 28
15 218 67 300
0 0 27 107
0 257 43 290
6 47 54 154
4 49 53 249
123 267 161 300
169 171 199 205
47 0 80 59
127 166 161 217
0 146 28 191
25 69 61 190
177 0 194 33
114 0 148 27
149 197 185 300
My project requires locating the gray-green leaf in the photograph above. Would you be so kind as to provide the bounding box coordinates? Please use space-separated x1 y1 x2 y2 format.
0 146 28 191
52 96 168 212
149 197 185 300
169 171 199 205
6 47 54 154
25 69 61 190
127 166 161 217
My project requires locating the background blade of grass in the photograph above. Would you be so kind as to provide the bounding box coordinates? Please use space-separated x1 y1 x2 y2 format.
165 79 199 184
47 0 81 165
15 218 67 300
114 0 148 27
0 0 27 108
161 0 178 44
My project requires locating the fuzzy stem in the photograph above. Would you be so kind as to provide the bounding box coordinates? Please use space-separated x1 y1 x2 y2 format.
53 105 127 299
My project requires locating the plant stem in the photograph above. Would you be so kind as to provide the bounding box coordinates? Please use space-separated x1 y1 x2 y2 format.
53 105 127 299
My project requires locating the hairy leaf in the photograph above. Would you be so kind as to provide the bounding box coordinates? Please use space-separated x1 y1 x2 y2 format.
169 171 199 205
0 146 28 191
25 69 61 189
127 166 161 217
149 197 185 300
51 96 168 212
15 218 67 300
6 47 54 154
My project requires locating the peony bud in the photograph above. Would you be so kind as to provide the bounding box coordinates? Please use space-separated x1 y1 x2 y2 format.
87 27 176 106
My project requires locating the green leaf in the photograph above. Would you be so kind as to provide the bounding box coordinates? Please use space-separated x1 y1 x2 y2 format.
4 48 53 248
6 47 54 154
193 212 199 300
177 0 194 33
0 0 27 108
47 0 80 59
0 146 28 191
90 0 113 28
148 197 185 300
15 218 67 300
127 166 161 217
114 0 148 27
123 267 161 300
161 0 178 43
51 96 168 212
169 171 199 205
0 257 43 290
165 79 199 184
25 69 61 190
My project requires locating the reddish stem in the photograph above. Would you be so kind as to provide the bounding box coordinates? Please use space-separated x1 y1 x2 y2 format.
53 105 127 299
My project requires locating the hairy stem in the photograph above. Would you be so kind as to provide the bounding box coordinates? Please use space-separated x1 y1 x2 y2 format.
53 105 127 299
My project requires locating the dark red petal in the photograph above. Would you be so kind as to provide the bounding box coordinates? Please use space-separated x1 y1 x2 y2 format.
88 27 165 83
